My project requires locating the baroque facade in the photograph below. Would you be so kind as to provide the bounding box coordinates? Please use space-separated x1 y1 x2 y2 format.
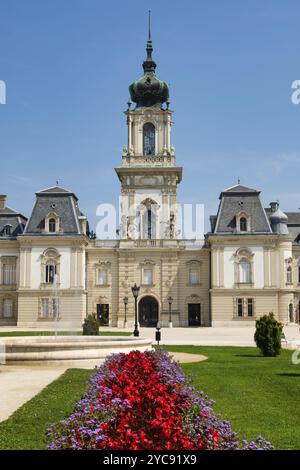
1 32 300 329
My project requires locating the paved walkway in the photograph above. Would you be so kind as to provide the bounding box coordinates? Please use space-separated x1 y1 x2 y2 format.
0 365 66 423
0 352 206 423
1 324 299 347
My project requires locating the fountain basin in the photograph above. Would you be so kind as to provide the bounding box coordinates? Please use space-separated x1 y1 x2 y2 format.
1 336 153 364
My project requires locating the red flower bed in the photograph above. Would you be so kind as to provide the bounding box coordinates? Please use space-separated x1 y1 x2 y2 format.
47 350 272 450
99 351 193 449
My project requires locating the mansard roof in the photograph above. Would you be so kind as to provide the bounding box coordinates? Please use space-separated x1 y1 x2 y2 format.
24 185 84 235
0 204 27 239
220 184 260 198
36 186 78 200
212 184 271 234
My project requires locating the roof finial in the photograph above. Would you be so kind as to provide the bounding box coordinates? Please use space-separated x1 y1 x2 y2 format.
237 177 240 185
143 10 156 73
56 180 59 186
148 10 151 40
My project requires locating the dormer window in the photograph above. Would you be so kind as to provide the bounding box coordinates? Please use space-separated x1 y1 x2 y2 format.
236 212 251 233
240 217 247 232
49 218 56 233
45 212 60 234
3 225 12 236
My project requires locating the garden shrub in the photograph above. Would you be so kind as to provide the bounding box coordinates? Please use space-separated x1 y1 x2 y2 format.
254 313 283 357
82 314 99 336
47 349 272 450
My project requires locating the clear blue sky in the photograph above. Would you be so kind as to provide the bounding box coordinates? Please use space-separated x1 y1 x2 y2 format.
0 0 300 230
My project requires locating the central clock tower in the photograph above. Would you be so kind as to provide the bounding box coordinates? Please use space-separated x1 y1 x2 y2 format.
115 23 182 240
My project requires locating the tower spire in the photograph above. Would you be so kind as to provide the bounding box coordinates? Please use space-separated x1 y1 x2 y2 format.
143 10 156 73
148 9 151 40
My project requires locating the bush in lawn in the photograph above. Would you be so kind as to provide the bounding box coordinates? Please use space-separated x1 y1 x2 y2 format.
82 314 99 336
47 349 272 450
254 313 283 357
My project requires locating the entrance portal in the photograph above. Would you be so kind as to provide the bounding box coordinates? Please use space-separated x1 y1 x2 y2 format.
188 303 201 326
138 296 159 327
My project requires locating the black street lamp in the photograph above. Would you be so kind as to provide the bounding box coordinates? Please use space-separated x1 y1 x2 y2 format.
123 296 128 328
168 296 173 328
131 283 140 337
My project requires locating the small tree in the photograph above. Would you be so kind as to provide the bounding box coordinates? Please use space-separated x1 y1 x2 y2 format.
254 313 283 357
83 314 99 336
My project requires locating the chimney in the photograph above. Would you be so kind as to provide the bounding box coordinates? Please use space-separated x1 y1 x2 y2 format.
0 195 6 210
270 201 279 212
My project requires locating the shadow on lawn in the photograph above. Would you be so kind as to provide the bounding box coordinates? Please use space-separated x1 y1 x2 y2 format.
277 373 300 378
234 354 262 358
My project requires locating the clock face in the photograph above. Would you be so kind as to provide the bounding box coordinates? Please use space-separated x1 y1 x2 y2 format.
143 123 155 155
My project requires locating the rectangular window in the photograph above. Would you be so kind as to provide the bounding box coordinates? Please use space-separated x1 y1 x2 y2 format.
237 298 243 317
41 299 49 318
52 299 59 319
3 299 13 318
144 269 153 285
3 264 16 285
189 269 199 285
45 264 56 283
247 298 254 317
98 270 108 286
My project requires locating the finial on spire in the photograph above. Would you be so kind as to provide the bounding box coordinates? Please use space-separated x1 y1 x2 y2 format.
148 10 151 40
143 10 156 73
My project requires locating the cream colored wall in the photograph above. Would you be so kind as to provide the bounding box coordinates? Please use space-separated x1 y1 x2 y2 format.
86 244 210 328
211 290 279 326
30 246 71 289
223 246 264 288
0 242 20 323
17 291 86 327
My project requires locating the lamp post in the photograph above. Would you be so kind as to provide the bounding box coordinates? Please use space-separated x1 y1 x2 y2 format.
168 296 173 328
131 283 140 337
123 296 128 328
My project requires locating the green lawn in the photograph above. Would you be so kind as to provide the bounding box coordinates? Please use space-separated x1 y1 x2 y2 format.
167 346 300 450
0 369 94 450
0 331 131 337
0 346 299 449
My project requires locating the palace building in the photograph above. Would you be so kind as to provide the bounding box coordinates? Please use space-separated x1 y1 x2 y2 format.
1 30 300 329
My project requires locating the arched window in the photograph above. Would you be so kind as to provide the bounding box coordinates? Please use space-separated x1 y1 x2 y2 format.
240 217 247 232
143 123 155 155
45 260 57 284
140 199 157 240
287 266 292 284
239 259 251 283
49 218 56 233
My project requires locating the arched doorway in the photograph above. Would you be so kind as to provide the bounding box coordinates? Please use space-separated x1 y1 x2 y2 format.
138 296 159 327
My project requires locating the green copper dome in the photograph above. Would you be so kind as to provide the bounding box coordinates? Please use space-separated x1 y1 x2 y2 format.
129 16 169 108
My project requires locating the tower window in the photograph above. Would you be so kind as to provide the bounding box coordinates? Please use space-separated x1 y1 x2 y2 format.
143 122 155 155
49 218 56 233
240 217 247 232
147 209 152 239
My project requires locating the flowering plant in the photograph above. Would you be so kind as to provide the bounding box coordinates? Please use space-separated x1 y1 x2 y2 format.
47 349 272 450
